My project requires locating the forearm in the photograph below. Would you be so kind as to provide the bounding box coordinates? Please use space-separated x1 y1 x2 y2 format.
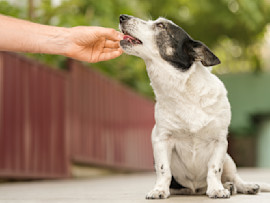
0 14 69 55
0 14 123 62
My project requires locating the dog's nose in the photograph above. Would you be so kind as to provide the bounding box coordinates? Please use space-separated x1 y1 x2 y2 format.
120 14 130 23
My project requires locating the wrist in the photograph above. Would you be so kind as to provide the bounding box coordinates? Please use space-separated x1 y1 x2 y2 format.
37 25 71 56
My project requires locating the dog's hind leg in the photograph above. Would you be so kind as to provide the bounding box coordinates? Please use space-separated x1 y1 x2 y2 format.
222 154 260 194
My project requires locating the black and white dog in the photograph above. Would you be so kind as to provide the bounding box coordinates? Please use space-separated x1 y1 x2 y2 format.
119 14 270 199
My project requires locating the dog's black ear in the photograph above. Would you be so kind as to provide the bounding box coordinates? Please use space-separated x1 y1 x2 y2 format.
184 40 220 66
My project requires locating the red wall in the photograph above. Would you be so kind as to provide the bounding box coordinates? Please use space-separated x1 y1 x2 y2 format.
0 52 154 179
0 53 69 178
69 60 154 170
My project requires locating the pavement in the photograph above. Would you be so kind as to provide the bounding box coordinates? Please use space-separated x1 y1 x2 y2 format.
0 168 270 203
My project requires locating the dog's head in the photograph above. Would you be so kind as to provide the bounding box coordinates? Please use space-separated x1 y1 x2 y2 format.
119 14 220 71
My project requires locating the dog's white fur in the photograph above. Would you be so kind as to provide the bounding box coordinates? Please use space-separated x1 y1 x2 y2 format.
119 15 270 199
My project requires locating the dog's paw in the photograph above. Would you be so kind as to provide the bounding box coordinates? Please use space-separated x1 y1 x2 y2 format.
207 188 230 199
241 184 260 194
223 182 237 195
146 189 170 199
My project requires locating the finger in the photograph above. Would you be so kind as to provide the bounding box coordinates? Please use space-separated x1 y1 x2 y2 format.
104 40 120 48
95 27 124 41
103 47 122 53
98 48 123 62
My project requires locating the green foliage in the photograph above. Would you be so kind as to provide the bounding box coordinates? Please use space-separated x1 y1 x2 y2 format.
0 1 22 17
1 0 270 97
144 0 270 73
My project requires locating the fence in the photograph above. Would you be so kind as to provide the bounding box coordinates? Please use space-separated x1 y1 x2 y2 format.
0 52 154 179
0 53 69 178
69 60 154 170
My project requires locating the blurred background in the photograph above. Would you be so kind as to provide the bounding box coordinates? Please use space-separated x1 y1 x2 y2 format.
0 0 270 180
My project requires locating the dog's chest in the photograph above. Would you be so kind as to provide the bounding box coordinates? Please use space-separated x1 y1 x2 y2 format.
170 133 217 188
171 131 216 162
155 94 222 134
149 62 230 133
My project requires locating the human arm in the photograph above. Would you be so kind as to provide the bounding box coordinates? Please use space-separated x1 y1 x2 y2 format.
0 14 124 63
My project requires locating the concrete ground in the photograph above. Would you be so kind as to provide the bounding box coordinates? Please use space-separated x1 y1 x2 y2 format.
0 168 270 203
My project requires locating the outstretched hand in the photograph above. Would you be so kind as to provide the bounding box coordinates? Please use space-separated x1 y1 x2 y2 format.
64 26 124 63
0 15 124 63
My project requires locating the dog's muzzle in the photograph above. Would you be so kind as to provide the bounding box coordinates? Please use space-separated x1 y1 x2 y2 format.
119 14 143 45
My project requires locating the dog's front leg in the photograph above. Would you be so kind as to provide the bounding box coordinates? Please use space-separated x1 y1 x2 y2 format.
146 126 173 199
206 138 230 198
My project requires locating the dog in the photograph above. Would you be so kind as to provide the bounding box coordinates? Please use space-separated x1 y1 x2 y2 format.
119 14 270 199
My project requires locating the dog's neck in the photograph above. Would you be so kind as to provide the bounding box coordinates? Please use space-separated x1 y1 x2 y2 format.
143 57 229 133
145 59 210 100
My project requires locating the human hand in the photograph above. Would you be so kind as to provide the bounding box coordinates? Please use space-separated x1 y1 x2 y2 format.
64 26 124 63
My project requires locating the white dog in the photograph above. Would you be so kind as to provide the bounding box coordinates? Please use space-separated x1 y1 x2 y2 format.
119 14 270 199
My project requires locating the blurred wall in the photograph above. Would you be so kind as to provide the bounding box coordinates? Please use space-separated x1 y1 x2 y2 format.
220 73 270 167
0 52 155 179
257 119 270 167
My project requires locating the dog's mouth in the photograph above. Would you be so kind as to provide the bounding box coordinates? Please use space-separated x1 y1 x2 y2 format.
121 31 142 45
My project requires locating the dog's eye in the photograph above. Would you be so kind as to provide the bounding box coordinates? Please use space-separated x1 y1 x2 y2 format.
156 22 165 29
